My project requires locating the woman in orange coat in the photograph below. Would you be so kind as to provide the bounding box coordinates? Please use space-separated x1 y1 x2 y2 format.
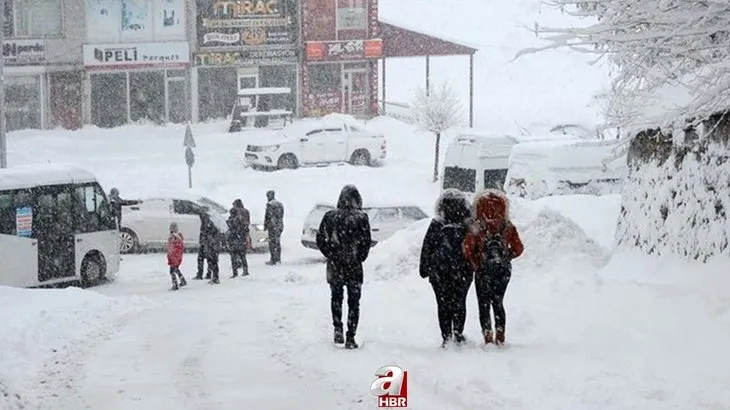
463 190 524 345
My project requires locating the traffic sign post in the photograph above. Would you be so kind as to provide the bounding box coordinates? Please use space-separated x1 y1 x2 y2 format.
183 123 196 188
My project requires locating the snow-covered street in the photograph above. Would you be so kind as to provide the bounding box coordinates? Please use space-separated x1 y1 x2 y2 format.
2 118 730 409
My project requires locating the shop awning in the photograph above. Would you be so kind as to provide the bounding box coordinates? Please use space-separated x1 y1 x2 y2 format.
379 20 478 58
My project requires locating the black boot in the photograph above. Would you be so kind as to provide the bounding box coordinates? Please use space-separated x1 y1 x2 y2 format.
454 333 466 345
441 334 453 348
171 276 179 291
230 270 238 279
333 328 345 344
178 275 187 287
344 334 359 349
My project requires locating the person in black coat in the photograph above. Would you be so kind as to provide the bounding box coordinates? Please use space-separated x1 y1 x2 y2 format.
263 190 284 265
419 189 474 347
108 188 141 227
316 184 372 349
197 212 222 284
227 207 250 278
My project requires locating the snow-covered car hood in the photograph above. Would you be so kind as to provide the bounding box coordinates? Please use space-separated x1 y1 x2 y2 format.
247 132 293 148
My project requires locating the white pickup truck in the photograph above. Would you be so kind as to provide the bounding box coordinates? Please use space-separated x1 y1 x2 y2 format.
244 115 387 170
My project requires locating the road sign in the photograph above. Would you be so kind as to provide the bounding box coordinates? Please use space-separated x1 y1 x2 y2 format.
185 146 195 168
183 123 196 148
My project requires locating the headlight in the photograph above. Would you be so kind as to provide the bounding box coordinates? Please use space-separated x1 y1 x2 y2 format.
266 145 280 152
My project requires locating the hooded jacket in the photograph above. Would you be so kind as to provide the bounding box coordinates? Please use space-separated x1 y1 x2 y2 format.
199 212 222 257
167 231 184 267
419 189 473 282
463 189 524 271
316 185 372 284
226 208 249 251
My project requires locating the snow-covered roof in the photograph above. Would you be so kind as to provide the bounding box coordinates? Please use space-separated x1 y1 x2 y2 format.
0 165 97 191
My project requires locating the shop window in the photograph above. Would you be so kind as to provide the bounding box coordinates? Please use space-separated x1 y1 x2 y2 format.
337 0 366 31
91 73 127 128
198 67 237 121
4 75 41 131
260 65 296 112
308 64 341 92
10 0 62 37
130 71 165 124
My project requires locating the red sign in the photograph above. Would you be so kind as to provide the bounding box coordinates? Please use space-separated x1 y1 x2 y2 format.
305 39 383 61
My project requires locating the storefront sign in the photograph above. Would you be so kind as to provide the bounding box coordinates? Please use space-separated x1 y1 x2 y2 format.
2 39 46 64
197 0 299 47
305 39 383 61
83 41 190 69
194 47 298 66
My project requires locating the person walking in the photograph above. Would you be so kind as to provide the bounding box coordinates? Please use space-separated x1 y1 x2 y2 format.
227 204 250 278
463 189 524 346
316 185 372 349
197 211 222 284
108 187 142 227
167 222 187 291
263 190 284 265
419 189 473 347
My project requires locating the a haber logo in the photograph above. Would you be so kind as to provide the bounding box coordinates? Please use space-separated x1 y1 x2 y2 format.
370 365 408 408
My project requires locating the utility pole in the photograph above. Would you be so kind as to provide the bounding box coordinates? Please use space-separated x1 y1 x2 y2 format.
0 0 7 168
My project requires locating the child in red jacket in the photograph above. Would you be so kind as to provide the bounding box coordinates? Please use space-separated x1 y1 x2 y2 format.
168 222 187 290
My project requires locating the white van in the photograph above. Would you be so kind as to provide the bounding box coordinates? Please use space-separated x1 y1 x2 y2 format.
441 133 519 195
0 165 120 288
505 139 628 199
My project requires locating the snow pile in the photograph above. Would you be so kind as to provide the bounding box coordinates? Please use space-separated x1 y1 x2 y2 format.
366 196 610 282
535 194 622 250
515 207 610 273
617 138 729 261
0 287 146 409
366 218 432 282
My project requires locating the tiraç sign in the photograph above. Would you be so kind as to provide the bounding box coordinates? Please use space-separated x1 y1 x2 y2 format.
197 0 299 47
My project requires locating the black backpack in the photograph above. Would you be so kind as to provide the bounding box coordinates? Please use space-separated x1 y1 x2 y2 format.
481 221 511 268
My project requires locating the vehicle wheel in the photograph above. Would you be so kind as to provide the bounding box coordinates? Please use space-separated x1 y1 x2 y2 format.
119 228 139 254
350 150 371 166
277 154 299 170
81 254 106 288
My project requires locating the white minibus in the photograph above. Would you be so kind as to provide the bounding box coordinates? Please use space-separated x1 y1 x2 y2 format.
0 165 120 288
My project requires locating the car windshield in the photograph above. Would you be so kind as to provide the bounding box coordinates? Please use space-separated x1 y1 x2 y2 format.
197 197 227 214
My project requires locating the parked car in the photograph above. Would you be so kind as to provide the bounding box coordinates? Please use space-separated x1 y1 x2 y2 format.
118 193 268 254
300 202 429 249
244 114 387 170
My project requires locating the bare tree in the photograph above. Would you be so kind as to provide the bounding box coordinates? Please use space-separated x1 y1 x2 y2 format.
410 83 463 182
517 0 730 132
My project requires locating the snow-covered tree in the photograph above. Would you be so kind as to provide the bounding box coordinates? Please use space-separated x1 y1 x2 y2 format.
521 0 730 133
410 83 462 182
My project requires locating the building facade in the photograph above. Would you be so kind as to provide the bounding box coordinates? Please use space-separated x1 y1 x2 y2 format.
82 0 191 128
2 0 86 131
300 0 381 118
2 0 473 131
191 0 300 122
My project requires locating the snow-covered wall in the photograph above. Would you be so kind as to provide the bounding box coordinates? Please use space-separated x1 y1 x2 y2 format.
617 120 730 261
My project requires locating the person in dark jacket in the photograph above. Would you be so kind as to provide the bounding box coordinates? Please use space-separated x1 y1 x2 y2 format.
263 190 284 265
419 189 474 347
108 188 142 227
197 211 222 284
227 206 250 278
316 185 372 349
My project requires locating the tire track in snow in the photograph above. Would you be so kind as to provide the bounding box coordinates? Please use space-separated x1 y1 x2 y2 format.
174 335 216 410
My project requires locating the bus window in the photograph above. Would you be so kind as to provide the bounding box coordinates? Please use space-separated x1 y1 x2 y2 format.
75 184 117 232
0 192 14 234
